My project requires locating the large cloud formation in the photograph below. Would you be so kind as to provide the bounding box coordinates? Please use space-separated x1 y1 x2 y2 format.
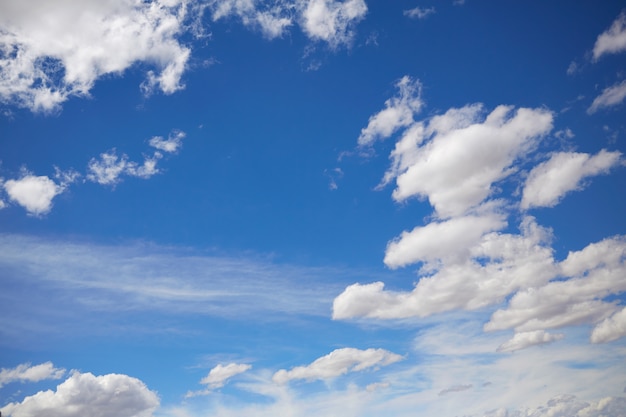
1 371 159 417
333 75 626 350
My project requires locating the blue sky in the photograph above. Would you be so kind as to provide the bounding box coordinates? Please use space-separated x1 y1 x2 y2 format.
1 1 626 416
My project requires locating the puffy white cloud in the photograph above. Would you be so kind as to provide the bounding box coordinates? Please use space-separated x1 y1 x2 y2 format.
385 104 553 218
299 0 368 48
0 0 190 112
591 306 626 343
485 236 626 335
149 130 185 153
496 330 564 352
587 80 626 114
403 6 435 20
334 217 557 319
272 348 403 384
521 150 623 209
357 76 423 146
87 150 140 185
592 12 626 61
201 363 252 389
383 209 507 269
3 175 65 216
0 362 65 388
0 371 159 417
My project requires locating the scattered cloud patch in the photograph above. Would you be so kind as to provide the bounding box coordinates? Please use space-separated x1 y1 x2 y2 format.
487 395 626 417
439 384 472 396
357 76 423 147
272 348 403 384
0 0 191 112
403 6 435 20
592 12 626 61
206 0 368 47
149 130 185 153
0 362 65 388
588 80 626 114
521 150 623 209
186 363 252 397
497 330 564 352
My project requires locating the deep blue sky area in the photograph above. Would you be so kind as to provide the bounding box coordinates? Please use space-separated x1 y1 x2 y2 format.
1 1 626 417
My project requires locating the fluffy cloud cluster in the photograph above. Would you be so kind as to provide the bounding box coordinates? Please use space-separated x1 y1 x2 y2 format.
207 0 368 47
2 130 184 215
0 362 65 388
333 75 626 349
0 0 191 112
272 347 403 384
0 371 159 417
487 395 626 417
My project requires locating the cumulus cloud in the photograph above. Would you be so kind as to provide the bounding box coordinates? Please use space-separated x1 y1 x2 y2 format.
3 174 66 216
299 0 368 47
383 103 553 218
588 80 626 114
403 6 435 20
0 0 191 112
207 0 293 39
148 130 185 153
0 371 159 417
521 150 623 209
272 348 403 384
383 209 507 269
334 217 557 320
496 330 564 352
591 306 626 344
0 362 65 388
592 12 626 61
485 236 626 335
357 76 423 146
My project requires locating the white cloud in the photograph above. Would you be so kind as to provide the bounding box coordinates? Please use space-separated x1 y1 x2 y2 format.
299 0 368 48
0 362 65 388
485 236 626 335
384 104 553 218
206 0 367 46
383 209 507 269
3 174 65 216
592 12 626 61
334 217 557 320
149 130 185 153
86 145 170 186
591 306 626 344
588 80 626 114
0 371 159 417
207 0 293 39
357 76 423 146
490 395 626 417
201 363 252 389
403 6 435 20
0 0 191 112
272 347 403 384
496 330 564 352
521 150 623 209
